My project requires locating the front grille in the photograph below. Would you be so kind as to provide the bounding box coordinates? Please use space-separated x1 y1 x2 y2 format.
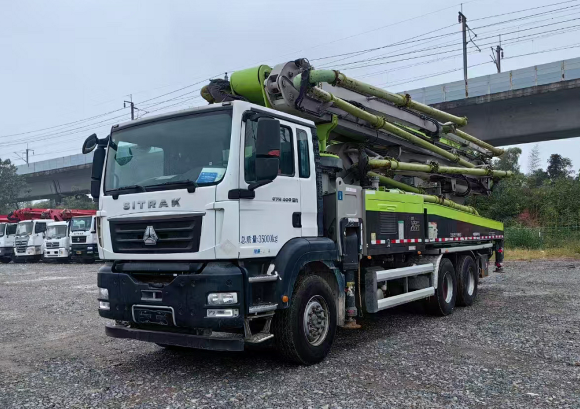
72 236 87 243
109 215 203 254
46 242 59 249
15 238 28 253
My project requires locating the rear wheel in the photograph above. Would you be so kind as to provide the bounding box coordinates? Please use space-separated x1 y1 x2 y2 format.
456 255 478 306
426 258 457 316
272 274 337 365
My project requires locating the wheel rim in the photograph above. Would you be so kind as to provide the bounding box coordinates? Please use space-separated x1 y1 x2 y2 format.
467 266 475 296
443 272 453 304
303 295 330 346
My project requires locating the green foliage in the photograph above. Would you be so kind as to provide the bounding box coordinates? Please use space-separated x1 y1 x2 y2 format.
547 154 574 180
0 158 24 214
473 153 580 228
60 195 97 210
493 147 522 173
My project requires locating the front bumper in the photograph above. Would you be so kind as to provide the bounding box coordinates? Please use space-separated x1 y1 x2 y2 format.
98 262 246 332
0 247 14 257
105 323 244 351
44 248 69 258
71 244 98 260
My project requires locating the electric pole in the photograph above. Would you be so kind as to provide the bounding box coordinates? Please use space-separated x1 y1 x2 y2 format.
124 94 135 120
491 36 504 73
14 144 34 166
459 11 468 97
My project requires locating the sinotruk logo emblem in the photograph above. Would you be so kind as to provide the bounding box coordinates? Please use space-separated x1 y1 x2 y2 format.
143 226 158 245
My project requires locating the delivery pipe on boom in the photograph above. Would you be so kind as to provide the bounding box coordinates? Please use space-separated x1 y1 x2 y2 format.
368 159 512 178
293 70 505 157
308 86 476 168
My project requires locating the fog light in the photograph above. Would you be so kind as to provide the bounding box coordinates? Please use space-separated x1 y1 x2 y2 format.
98 288 109 300
99 301 110 310
207 292 238 305
87 246 93 250
207 309 238 318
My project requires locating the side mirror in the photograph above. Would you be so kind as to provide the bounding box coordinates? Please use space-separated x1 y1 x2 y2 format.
82 134 98 154
252 118 280 189
90 135 109 201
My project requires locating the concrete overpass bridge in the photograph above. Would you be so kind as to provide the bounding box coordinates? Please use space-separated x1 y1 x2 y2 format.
16 57 580 201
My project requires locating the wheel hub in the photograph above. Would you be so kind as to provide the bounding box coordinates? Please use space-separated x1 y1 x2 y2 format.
303 295 330 346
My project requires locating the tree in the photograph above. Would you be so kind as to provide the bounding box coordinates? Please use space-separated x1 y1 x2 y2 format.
0 158 24 214
59 195 97 210
528 144 541 174
494 147 522 173
547 154 573 180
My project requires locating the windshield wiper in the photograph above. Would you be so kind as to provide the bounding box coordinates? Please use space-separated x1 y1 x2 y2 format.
147 179 197 193
107 184 147 198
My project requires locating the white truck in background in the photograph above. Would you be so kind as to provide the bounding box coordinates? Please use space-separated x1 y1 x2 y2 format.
44 221 71 262
13 219 49 263
70 216 99 263
0 222 17 263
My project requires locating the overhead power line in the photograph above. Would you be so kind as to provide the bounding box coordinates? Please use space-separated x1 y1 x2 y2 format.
471 0 580 21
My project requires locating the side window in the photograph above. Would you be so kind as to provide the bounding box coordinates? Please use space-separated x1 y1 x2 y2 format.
296 129 310 178
244 121 295 182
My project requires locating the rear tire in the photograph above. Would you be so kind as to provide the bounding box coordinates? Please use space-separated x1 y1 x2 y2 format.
456 255 478 307
272 274 337 365
426 258 457 316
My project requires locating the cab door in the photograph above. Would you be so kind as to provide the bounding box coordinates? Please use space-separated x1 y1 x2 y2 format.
295 126 318 237
238 118 301 259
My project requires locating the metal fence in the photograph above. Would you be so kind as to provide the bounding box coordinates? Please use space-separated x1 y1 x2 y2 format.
505 225 580 249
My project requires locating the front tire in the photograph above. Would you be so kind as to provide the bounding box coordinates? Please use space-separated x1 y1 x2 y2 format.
426 258 457 316
0 257 10 264
456 255 478 306
272 274 337 365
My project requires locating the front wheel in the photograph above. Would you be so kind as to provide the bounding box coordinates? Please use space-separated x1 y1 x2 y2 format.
272 274 337 365
0 257 11 264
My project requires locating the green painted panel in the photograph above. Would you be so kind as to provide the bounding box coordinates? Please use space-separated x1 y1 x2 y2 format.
425 203 503 231
364 190 423 214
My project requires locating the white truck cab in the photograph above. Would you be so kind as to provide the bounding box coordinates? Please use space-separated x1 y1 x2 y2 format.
13 219 48 263
0 222 17 263
43 221 71 262
70 216 98 263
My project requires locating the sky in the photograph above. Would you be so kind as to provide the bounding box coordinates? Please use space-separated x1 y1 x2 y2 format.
1 0 579 174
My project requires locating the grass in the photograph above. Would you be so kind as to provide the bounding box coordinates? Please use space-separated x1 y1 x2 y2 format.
505 247 580 261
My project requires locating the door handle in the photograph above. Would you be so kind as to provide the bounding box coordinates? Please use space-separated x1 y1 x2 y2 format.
292 212 302 228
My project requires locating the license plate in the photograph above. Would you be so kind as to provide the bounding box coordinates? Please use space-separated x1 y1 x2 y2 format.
133 307 174 326
76 251 82 255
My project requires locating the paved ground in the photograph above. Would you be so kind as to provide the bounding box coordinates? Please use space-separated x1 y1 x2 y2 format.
0 260 579 408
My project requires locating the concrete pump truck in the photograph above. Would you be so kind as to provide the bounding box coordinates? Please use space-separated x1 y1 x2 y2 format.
84 59 508 364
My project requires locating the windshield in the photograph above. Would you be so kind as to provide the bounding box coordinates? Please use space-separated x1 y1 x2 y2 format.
104 110 232 193
71 217 92 232
47 225 68 239
16 222 33 236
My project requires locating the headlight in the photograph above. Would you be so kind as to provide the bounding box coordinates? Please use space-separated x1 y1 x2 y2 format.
98 288 109 300
207 309 239 318
27 248 35 254
99 301 110 310
207 292 238 305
